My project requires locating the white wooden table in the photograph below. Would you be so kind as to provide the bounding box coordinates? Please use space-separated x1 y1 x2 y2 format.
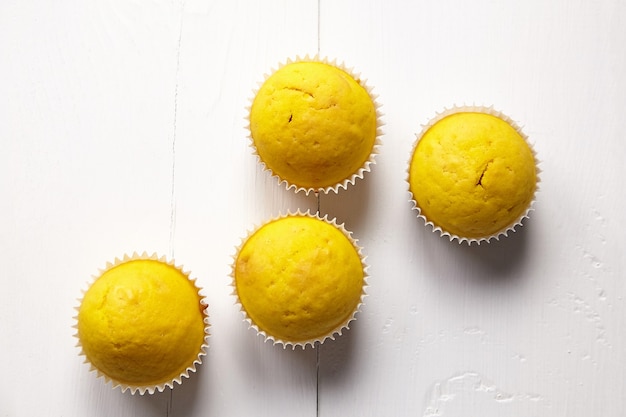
2 1 625 416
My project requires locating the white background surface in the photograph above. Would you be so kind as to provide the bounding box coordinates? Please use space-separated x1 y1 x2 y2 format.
1 0 625 416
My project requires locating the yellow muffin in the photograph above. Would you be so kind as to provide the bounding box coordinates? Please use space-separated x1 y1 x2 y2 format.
233 213 366 347
76 254 209 394
249 58 380 193
408 108 538 243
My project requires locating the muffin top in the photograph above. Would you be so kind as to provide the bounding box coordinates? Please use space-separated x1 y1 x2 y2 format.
409 111 537 240
234 214 365 345
249 60 378 192
77 256 208 392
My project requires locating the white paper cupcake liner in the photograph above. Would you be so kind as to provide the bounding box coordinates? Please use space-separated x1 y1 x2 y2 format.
407 105 541 245
230 210 368 349
246 55 383 195
73 252 210 395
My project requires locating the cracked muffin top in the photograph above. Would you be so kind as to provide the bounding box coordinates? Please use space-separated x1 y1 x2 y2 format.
249 60 378 193
408 110 537 242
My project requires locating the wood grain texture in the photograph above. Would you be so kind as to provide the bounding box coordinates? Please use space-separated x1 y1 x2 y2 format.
1 0 625 416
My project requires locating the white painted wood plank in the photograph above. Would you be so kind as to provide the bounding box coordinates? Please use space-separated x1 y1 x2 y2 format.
1 0 179 415
318 0 626 416
0 0 319 416
167 1 319 416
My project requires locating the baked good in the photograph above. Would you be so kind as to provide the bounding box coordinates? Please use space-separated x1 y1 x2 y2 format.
248 58 380 194
408 107 538 243
75 253 209 394
233 213 366 347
